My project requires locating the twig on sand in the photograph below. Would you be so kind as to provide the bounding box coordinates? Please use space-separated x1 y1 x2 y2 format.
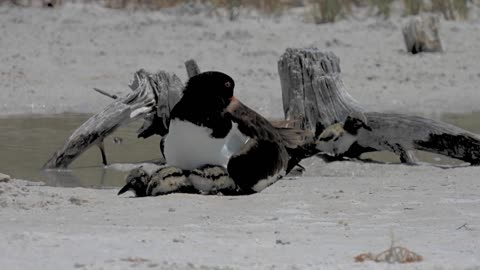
93 87 118 99
354 231 423 263
354 246 423 264
456 223 472 231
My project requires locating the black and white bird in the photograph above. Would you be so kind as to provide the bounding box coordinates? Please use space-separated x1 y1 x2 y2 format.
162 71 305 194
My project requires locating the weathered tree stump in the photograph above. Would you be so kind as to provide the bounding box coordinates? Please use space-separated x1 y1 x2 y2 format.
402 14 443 54
278 48 363 136
185 59 201 78
278 48 480 165
43 69 183 169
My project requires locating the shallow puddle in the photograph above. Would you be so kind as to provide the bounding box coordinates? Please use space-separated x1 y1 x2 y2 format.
0 113 161 188
0 111 479 188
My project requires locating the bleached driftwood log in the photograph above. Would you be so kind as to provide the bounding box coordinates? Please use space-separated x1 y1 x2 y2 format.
278 48 480 165
43 69 183 169
402 15 443 54
358 112 480 165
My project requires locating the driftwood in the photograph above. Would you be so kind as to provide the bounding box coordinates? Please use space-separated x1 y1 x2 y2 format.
43 69 183 169
278 48 480 165
45 48 480 170
278 48 363 135
93 87 118 100
360 113 480 165
402 15 443 54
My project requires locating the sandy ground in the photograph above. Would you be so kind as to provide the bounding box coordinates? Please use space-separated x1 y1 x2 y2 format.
1 2 480 270
2 162 480 269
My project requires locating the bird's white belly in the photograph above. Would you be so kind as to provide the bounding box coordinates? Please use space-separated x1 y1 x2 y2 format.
164 119 247 171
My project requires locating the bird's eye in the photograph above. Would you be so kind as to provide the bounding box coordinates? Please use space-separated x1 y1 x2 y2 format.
224 81 231 88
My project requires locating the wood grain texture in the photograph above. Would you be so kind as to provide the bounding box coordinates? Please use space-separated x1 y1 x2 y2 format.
402 15 443 54
278 48 480 165
278 48 363 135
43 69 182 169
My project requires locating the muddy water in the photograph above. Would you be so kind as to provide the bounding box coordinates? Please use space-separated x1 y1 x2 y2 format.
0 113 161 188
0 112 479 188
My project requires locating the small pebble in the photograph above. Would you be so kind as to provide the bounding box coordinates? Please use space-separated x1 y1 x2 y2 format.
276 239 290 245
0 173 11 183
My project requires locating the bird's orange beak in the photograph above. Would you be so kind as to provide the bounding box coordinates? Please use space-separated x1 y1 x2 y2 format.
227 96 239 113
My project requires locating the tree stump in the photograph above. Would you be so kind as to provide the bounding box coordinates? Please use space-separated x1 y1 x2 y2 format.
278 48 480 165
402 14 443 54
185 59 201 78
278 48 363 136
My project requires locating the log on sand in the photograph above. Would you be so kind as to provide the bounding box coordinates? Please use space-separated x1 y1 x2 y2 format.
278 48 480 165
45 49 480 170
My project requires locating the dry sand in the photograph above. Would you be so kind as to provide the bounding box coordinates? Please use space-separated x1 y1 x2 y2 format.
2 162 480 269
1 3 480 117
1 2 480 269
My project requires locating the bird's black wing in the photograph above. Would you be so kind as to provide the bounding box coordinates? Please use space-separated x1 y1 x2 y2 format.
225 99 289 193
225 98 285 142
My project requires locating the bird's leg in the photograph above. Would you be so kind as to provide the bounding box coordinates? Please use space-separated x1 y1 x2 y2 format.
390 143 419 165
96 139 108 166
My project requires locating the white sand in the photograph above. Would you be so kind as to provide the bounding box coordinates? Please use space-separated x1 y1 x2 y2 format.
1 3 480 269
2 163 480 269
1 3 480 117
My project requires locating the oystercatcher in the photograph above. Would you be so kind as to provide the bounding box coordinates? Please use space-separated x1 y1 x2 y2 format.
162 71 304 194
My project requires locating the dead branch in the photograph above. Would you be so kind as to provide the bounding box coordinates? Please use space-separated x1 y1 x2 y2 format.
43 69 182 169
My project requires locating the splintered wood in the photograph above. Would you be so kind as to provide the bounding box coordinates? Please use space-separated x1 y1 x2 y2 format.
355 246 423 264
